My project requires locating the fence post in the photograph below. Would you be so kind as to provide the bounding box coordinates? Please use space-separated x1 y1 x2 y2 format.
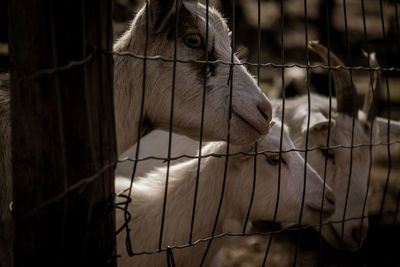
9 1 116 266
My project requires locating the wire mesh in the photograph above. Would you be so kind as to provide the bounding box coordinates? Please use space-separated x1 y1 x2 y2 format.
111 1 400 267
1 0 400 266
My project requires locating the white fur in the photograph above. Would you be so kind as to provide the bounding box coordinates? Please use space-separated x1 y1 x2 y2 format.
115 121 335 267
269 44 400 251
115 130 200 179
272 94 381 251
376 117 400 142
113 0 272 154
116 95 400 254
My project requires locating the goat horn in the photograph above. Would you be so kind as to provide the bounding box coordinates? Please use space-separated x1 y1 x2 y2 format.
362 51 381 122
308 41 358 118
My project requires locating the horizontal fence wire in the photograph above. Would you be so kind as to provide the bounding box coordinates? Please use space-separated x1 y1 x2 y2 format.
4 48 400 84
14 161 118 220
105 51 400 72
116 141 400 162
18 51 95 81
112 209 400 256
5 49 400 83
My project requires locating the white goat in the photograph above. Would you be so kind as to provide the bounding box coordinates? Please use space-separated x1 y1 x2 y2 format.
115 43 400 254
115 121 336 267
272 41 400 251
116 130 201 179
113 0 273 154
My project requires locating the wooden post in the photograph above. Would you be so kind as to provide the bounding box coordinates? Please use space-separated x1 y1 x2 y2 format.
0 0 6 43
0 0 7 72
9 1 116 266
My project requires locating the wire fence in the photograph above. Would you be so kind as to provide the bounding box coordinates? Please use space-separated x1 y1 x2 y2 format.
1 0 399 266
113 0 400 266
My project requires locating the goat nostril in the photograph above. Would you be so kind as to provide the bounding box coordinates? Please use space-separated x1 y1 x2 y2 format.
319 191 336 217
326 195 335 207
257 102 272 124
324 190 336 207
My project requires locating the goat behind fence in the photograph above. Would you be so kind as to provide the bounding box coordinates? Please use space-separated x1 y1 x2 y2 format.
1 0 400 266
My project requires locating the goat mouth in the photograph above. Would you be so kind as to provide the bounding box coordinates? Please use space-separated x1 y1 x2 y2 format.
306 202 335 219
232 110 265 136
325 223 361 251
307 206 330 220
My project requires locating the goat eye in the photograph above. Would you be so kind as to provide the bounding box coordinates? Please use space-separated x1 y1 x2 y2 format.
327 152 335 161
319 149 335 161
183 34 202 48
264 154 281 166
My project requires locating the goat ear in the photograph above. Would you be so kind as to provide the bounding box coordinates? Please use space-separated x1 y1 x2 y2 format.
302 112 336 134
376 117 400 143
309 120 336 133
148 0 183 33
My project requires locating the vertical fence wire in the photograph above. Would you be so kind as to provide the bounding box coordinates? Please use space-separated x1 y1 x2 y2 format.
199 0 237 264
378 0 392 218
123 0 150 256
339 1 357 262
356 0 374 264
292 0 313 265
261 0 285 265
159 0 180 252
318 2 334 265
189 0 210 245
166 247 176 267
241 0 261 235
